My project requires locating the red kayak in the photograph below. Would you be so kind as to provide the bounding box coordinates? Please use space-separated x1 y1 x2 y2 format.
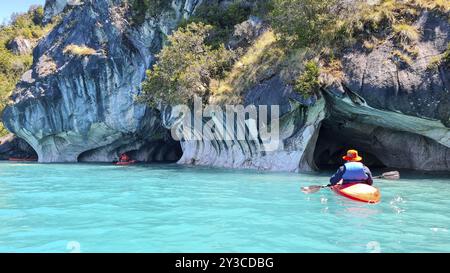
115 160 137 166
9 157 38 162
331 183 381 203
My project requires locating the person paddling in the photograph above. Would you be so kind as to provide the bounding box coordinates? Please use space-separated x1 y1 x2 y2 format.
119 153 131 163
301 150 399 195
329 149 373 186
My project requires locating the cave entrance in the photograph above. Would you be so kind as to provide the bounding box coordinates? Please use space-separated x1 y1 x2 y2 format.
313 120 387 170
128 139 182 163
77 138 183 163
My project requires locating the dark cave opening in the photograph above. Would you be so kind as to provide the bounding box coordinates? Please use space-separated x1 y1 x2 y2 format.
0 135 38 161
77 138 183 163
313 120 387 171
128 139 183 163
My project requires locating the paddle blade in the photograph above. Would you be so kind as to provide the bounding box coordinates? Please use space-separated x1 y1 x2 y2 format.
301 185 323 194
381 171 400 180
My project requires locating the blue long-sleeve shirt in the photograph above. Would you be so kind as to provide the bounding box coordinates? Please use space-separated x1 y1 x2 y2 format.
329 164 373 185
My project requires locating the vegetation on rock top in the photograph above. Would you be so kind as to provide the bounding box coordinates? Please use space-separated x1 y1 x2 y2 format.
139 22 235 107
63 44 97 56
0 6 57 136
2 0 450 128
139 0 450 107
130 0 172 24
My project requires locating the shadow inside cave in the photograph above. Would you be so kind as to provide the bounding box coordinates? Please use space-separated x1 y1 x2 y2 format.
313 119 387 171
77 138 182 163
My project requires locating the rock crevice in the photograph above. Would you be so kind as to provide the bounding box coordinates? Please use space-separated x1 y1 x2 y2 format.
2 0 449 172
3 0 203 163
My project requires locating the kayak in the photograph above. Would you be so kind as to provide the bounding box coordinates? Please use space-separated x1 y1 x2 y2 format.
115 160 137 166
331 183 381 203
9 157 38 162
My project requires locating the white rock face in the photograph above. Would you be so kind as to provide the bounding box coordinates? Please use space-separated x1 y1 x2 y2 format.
162 75 326 172
3 0 203 163
43 0 84 23
43 0 68 23
7 37 33 55
174 101 324 172
164 11 450 172
321 88 450 171
3 0 449 172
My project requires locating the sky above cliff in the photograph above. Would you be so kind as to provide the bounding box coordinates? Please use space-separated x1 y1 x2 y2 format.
1 0 45 24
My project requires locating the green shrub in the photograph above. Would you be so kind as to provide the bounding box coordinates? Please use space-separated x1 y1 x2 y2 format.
294 60 320 98
33 6 45 25
139 23 235 106
178 0 260 47
193 1 252 29
0 5 56 136
269 0 338 49
211 31 283 104
130 0 171 24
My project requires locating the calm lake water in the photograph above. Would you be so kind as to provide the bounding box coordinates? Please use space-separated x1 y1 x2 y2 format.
0 162 449 253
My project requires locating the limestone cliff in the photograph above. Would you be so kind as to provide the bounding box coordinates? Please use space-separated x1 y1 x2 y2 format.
3 0 202 163
3 0 450 171
160 9 450 172
319 11 450 171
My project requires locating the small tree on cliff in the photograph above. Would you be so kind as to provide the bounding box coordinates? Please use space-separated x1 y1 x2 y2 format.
131 0 171 24
270 0 336 47
139 22 234 107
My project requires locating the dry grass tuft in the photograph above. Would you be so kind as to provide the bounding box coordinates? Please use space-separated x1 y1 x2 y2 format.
63 44 97 56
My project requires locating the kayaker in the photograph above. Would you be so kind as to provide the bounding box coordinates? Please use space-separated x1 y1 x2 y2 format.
119 153 131 163
329 149 373 186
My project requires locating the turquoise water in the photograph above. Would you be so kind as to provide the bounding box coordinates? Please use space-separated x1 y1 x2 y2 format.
0 162 449 253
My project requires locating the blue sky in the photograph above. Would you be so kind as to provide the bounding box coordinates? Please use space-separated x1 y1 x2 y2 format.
1 0 46 24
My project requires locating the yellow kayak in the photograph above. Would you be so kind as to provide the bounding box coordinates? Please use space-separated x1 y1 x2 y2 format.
331 183 381 203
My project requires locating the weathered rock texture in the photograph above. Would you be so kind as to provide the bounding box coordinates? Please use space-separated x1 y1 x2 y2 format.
161 10 450 172
43 0 83 24
3 1 450 171
318 11 450 171
162 75 324 172
0 134 37 160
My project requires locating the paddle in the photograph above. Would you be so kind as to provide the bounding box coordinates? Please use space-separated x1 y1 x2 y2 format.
301 171 400 194
373 171 400 180
301 184 331 194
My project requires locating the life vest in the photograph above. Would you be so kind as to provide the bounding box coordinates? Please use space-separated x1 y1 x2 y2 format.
120 154 130 162
342 162 368 182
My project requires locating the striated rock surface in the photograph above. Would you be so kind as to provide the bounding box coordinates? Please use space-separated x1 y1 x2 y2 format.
3 0 449 172
161 10 450 172
3 0 203 163
319 11 450 171
342 12 450 125
0 134 37 160
317 88 450 171
163 76 325 172
43 0 83 23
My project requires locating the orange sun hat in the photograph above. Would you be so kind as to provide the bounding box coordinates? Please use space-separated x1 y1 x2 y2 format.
343 149 363 162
